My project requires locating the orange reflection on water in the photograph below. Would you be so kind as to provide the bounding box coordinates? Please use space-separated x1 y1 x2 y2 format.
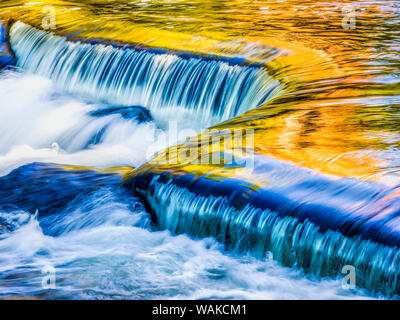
0 0 399 186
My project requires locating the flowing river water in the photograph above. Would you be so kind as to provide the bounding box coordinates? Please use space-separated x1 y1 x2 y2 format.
0 0 399 299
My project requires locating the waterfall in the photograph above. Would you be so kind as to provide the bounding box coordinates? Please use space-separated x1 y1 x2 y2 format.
138 176 400 297
9 21 283 126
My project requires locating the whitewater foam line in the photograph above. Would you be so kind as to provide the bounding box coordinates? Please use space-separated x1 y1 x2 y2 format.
124 157 400 296
7 21 283 125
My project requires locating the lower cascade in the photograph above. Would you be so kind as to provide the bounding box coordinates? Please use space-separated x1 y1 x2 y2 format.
134 176 400 297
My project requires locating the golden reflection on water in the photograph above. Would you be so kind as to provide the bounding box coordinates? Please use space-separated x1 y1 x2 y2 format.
1 0 399 185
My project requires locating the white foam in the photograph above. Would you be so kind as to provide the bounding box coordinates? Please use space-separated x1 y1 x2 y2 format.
0 209 374 299
0 70 167 175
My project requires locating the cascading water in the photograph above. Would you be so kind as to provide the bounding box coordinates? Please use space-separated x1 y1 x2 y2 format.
9 22 283 127
137 176 400 297
0 70 163 176
0 163 369 299
0 0 399 300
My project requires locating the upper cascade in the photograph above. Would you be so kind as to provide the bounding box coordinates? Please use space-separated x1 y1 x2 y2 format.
8 21 283 126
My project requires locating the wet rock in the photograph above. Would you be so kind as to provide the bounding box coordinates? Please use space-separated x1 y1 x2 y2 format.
0 21 16 69
89 105 153 123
